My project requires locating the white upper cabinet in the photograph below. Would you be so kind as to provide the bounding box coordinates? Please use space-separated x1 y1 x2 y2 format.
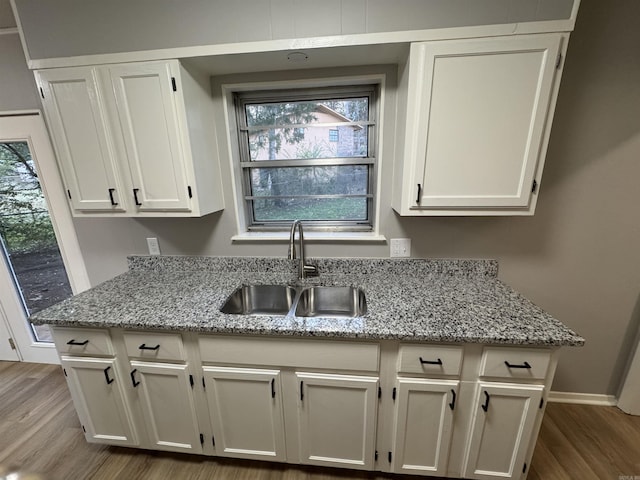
36 60 224 217
37 68 127 212
393 34 565 215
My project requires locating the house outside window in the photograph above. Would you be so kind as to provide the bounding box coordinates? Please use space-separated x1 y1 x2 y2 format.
234 85 378 231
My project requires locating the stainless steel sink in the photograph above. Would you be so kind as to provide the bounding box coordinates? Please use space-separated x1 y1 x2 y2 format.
294 286 367 318
220 285 296 315
220 285 367 318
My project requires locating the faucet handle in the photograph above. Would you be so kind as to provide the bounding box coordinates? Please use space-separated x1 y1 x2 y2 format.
303 264 319 277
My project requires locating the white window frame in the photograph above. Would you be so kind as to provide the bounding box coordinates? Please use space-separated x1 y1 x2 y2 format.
221 74 387 242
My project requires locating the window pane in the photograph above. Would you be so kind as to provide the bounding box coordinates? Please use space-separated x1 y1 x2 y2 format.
0 141 73 343
248 126 368 160
245 97 369 127
249 166 368 198
253 197 368 222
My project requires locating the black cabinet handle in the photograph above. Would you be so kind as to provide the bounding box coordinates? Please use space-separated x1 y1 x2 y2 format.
419 357 443 365
449 389 456 410
133 188 142 206
103 366 114 385
416 183 422 204
300 381 304 401
481 390 490 412
66 339 89 346
504 361 532 369
271 378 276 398
108 188 118 206
130 369 140 387
138 344 160 351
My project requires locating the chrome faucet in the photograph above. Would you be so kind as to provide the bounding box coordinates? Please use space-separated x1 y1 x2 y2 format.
288 220 318 279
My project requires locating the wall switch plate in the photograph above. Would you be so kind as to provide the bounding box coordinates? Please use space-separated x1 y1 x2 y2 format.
390 238 411 258
146 237 161 256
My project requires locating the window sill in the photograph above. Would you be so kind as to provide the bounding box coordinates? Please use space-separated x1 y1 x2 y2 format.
231 231 387 243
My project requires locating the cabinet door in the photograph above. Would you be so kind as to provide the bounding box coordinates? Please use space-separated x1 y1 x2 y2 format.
61 356 137 446
203 366 286 461
410 34 561 209
130 361 202 453
36 68 126 212
464 383 543 479
108 61 191 212
392 378 459 476
296 372 378 471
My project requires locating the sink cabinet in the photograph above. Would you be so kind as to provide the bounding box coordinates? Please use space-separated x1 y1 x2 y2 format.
202 366 287 461
35 60 224 217
51 326 558 479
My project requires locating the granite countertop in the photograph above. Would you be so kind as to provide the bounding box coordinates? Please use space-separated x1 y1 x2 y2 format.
30 256 584 347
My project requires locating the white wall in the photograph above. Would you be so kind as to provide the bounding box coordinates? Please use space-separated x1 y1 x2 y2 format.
14 0 573 60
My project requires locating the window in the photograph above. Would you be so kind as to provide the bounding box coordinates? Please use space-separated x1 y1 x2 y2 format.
234 85 378 231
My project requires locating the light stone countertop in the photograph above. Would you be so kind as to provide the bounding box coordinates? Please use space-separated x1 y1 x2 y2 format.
30 256 585 347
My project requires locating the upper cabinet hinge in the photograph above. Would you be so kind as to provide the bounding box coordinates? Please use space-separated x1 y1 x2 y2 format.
39 87 45 99
171 77 177 92
556 52 563 69
8 338 16 350
187 186 193 198
531 179 538 193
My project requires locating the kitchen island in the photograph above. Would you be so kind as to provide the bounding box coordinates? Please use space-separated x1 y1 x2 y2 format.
31 256 583 480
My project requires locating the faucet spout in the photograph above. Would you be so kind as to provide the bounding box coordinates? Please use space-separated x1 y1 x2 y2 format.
288 220 318 279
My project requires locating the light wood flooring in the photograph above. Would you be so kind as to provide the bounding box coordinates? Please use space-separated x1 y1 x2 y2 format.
1 361 639 480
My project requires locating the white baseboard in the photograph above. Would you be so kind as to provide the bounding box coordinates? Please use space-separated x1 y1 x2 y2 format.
548 391 618 406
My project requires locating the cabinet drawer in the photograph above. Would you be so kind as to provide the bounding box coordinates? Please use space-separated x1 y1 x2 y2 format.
480 347 551 380
52 327 113 356
398 344 463 376
123 332 185 362
199 336 379 372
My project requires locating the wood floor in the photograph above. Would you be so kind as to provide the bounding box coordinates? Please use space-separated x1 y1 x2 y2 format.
1 361 639 480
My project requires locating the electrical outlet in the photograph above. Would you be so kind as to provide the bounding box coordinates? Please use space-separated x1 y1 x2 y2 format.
146 237 161 256
390 238 411 258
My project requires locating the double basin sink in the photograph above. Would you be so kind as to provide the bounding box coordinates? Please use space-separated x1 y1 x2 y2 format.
220 285 367 318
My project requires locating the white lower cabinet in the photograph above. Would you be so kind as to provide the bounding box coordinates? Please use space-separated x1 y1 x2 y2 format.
296 372 379 471
53 328 558 479
61 356 138 446
463 383 544 479
391 378 459 476
202 366 286 461
129 361 202 454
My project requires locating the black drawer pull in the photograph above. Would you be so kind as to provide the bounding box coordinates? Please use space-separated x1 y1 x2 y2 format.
66 339 89 346
133 188 142 206
504 361 532 369
416 183 422 204
108 188 118 206
481 390 490 412
139 344 160 351
130 369 140 387
419 357 443 365
449 389 456 410
103 366 114 385
300 381 304 402
271 378 276 398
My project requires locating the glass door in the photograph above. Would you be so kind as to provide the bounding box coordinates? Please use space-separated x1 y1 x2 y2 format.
0 112 90 363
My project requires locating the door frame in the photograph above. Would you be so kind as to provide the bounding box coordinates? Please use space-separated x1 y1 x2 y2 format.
0 110 91 363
